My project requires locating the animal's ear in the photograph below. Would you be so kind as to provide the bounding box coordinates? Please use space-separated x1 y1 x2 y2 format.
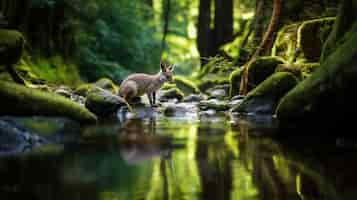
160 60 167 72
168 64 175 72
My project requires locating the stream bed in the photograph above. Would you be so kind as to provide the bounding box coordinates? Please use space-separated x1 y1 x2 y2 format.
0 113 356 200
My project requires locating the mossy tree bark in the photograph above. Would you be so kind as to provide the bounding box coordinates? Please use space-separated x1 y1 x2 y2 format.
320 0 357 62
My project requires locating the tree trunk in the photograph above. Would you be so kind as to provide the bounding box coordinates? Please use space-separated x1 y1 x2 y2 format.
252 0 265 47
214 0 233 50
197 0 213 66
320 0 357 61
161 0 171 55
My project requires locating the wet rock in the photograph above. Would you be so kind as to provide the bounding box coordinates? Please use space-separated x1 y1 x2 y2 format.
199 99 230 111
117 105 158 121
85 87 126 117
163 102 198 117
207 84 229 100
231 72 298 114
183 94 204 102
0 80 97 123
159 88 184 102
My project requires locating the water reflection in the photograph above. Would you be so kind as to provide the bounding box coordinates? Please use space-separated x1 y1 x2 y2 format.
0 116 356 200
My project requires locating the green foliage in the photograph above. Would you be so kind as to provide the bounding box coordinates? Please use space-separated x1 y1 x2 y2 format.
74 0 161 81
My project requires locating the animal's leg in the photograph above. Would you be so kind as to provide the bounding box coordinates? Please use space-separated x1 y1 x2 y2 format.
123 94 135 114
153 91 156 105
147 93 153 106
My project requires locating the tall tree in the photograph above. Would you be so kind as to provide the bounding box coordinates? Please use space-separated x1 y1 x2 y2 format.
213 0 233 50
161 0 171 55
197 0 212 65
197 0 233 66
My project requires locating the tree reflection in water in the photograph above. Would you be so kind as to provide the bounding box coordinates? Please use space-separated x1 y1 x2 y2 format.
0 116 356 200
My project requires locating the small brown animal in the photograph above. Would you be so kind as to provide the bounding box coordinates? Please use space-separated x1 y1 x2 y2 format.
118 60 175 113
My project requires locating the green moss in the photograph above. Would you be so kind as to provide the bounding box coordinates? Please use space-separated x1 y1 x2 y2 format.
0 81 97 123
16 54 82 86
229 67 243 97
272 23 300 63
297 17 335 62
160 88 184 101
276 22 357 120
197 56 235 78
173 75 200 95
231 72 299 114
240 56 285 93
198 78 230 92
0 29 24 65
94 78 118 94
74 83 93 97
161 83 176 90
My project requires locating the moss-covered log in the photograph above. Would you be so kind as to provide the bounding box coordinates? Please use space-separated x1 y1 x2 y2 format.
0 81 97 123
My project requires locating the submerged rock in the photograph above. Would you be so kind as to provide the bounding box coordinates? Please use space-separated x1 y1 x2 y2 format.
231 72 298 114
85 86 126 117
0 81 97 123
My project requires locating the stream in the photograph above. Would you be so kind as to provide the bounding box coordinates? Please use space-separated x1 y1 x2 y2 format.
0 113 356 200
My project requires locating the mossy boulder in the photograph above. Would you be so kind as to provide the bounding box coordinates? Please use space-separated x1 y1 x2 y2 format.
229 56 285 97
298 17 335 62
231 72 298 114
276 22 357 126
173 76 200 95
85 87 126 117
272 17 335 63
74 84 93 97
74 78 118 97
94 78 118 94
0 81 97 123
0 29 24 65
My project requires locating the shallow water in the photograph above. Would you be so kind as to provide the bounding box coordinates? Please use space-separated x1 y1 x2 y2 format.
0 114 357 200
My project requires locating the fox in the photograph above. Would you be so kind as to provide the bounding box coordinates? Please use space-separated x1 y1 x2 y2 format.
118 60 175 113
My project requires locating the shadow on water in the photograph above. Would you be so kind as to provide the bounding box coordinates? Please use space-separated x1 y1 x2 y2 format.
0 114 357 200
